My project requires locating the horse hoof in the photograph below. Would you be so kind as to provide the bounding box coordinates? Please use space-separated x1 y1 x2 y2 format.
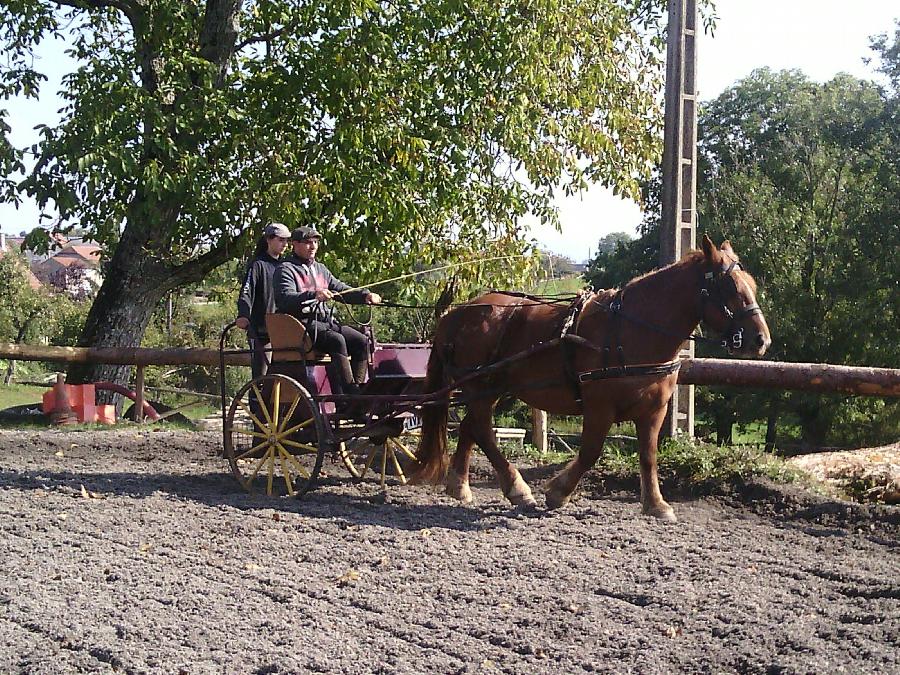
445 473 474 503
505 475 536 507
445 484 474 504
644 505 678 523
544 489 571 510
508 491 537 508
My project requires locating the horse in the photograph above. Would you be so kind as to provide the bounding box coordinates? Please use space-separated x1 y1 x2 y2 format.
411 235 771 522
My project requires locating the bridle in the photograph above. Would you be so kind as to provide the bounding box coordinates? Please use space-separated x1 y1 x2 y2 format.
700 257 764 353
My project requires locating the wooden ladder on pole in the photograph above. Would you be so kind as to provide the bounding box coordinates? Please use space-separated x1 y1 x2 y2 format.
661 0 698 437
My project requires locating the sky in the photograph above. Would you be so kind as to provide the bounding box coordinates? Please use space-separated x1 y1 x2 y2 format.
1 2 898 260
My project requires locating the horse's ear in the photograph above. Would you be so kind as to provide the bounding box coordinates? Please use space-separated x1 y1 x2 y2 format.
701 234 717 261
721 240 735 255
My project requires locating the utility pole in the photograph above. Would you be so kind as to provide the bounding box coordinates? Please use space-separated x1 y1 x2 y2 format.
661 0 698 437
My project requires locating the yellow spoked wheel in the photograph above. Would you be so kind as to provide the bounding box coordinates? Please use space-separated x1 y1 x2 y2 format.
224 374 327 498
339 430 420 488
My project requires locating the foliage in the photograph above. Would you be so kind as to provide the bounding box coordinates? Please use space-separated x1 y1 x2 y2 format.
602 436 806 487
45 296 90 347
142 293 244 397
584 53 900 448
697 67 899 445
0 250 53 343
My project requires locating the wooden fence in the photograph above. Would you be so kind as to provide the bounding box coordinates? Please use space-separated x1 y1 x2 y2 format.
0 343 897 432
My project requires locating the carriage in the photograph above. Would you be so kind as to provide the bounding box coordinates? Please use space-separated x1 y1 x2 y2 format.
218 312 439 497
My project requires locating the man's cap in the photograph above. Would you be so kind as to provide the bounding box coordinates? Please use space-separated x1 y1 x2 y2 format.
291 226 321 241
264 222 291 238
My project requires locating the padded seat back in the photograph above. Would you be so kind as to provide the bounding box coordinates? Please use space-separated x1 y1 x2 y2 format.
265 313 328 363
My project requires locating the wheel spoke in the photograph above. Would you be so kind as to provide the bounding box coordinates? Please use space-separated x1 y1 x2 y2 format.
272 380 281 430
394 437 419 461
380 441 388 489
236 397 270 434
235 439 269 461
387 439 409 485
230 426 268 440
278 443 311 479
266 446 276 495
278 393 303 434
280 437 319 454
276 445 296 497
246 446 274 489
251 382 274 428
278 417 314 438
358 444 379 480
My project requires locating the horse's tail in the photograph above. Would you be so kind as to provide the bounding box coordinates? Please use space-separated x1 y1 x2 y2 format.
411 346 449 485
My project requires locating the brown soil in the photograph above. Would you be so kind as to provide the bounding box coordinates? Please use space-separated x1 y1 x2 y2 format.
1 429 897 674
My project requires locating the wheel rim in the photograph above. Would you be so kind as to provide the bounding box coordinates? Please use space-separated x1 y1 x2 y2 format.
224 374 326 497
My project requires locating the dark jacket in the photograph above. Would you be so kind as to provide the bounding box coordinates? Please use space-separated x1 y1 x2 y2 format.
237 252 280 339
275 254 371 322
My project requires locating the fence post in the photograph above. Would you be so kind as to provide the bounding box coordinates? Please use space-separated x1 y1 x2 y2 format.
134 366 145 424
532 408 548 453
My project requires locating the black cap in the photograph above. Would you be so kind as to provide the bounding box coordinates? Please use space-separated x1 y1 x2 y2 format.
291 226 321 241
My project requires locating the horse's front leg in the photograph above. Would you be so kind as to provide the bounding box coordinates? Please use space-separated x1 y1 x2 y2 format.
446 413 475 504
545 412 613 509
635 409 677 522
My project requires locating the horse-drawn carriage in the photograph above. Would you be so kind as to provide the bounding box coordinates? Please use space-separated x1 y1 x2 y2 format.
218 312 436 497
217 236 771 523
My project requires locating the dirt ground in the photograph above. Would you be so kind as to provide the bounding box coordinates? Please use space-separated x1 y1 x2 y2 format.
1 428 898 675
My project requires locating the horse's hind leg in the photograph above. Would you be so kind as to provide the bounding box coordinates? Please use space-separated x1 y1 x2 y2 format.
446 412 476 504
465 399 536 507
545 412 613 510
636 409 676 522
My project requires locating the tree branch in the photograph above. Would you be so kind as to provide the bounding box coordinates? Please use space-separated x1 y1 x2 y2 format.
198 0 243 86
234 24 290 52
49 0 139 27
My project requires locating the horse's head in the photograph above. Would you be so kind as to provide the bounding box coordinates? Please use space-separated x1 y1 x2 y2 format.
699 235 771 357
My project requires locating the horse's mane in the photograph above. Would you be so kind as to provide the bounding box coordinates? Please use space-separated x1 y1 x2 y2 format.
624 250 706 290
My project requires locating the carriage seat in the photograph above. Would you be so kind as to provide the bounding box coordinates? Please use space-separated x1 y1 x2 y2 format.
265 313 329 363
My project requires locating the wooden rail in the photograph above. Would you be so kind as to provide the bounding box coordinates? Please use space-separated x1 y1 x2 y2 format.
678 358 900 398
0 343 897 428
0 343 250 367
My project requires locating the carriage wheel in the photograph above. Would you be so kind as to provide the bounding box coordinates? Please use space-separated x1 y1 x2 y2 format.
223 374 327 498
339 426 420 488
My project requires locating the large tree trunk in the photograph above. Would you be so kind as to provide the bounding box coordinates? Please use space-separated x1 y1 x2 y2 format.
66 229 170 392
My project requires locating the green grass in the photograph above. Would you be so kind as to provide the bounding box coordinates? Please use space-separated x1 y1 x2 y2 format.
527 274 586 297
0 383 47 410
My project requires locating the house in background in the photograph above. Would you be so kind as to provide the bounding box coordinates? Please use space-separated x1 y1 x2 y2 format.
31 241 103 300
1 230 104 299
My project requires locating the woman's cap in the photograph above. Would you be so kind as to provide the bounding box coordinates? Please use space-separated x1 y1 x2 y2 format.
291 226 321 241
264 222 291 238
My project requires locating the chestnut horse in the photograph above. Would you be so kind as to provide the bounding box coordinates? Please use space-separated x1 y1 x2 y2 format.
411 236 771 521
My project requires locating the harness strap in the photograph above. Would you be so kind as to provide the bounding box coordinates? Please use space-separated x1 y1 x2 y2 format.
559 294 589 410
579 359 682 383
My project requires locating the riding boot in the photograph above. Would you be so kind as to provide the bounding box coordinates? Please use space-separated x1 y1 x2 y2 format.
336 355 359 395
351 358 369 388
336 355 369 422
324 361 345 397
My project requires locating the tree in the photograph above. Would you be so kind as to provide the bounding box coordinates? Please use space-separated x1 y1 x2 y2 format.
0 250 53 383
583 59 900 448
697 68 899 446
1 0 673 389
